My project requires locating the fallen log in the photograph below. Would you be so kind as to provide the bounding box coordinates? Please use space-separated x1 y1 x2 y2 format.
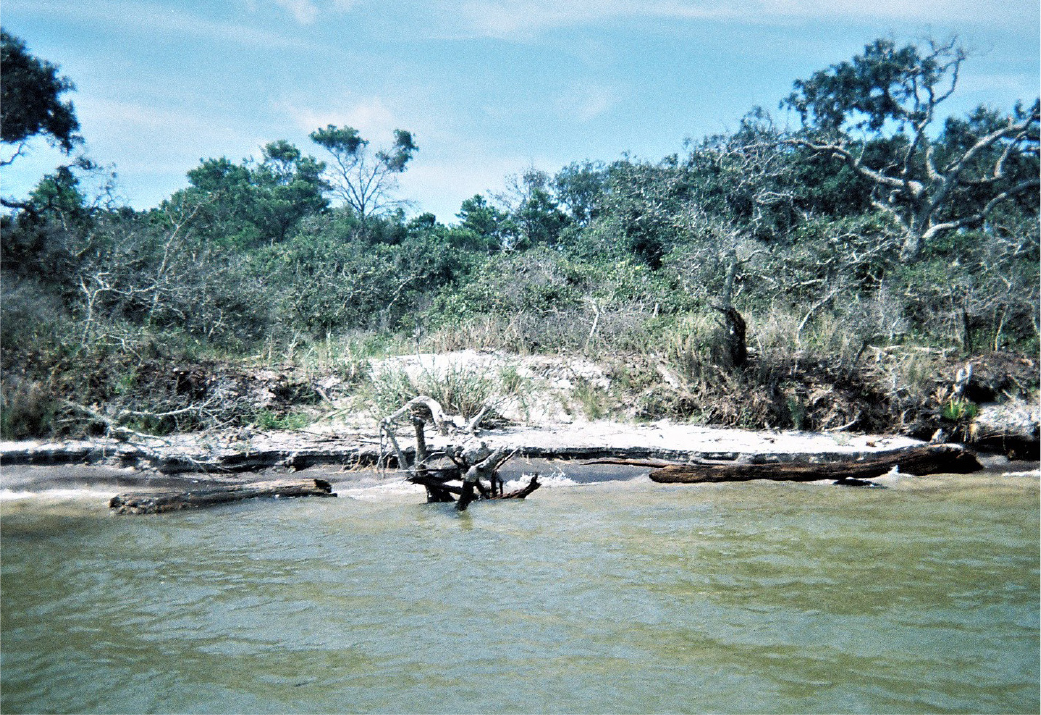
647 444 982 484
109 478 335 514
408 474 465 496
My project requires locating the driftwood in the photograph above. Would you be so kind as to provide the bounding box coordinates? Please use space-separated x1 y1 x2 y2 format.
411 439 526 510
380 395 531 510
109 478 335 514
408 474 541 500
647 444 982 484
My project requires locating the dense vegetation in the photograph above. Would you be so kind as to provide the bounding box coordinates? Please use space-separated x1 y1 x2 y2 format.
2 33 1038 439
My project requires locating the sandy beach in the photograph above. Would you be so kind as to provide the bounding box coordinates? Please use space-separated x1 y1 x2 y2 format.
2 421 1035 500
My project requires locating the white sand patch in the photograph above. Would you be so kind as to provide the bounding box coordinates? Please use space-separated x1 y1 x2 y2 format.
230 349 932 463
366 349 612 425
421 421 922 458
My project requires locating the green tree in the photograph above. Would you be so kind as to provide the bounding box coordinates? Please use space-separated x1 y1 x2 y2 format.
553 161 607 226
684 108 805 242
599 157 689 268
457 194 510 247
26 165 89 226
176 141 327 247
1 30 81 163
309 125 417 223
1 30 85 213
252 140 328 243
783 37 1040 260
497 168 570 249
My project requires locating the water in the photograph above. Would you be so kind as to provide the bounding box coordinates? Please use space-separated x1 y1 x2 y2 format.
2 468 1038 713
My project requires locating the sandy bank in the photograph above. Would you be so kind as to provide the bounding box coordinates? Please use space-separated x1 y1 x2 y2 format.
0 420 923 472
4 418 1035 484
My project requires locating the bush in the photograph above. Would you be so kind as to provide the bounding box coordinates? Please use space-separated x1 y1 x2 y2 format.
366 363 498 421
0 377 58 439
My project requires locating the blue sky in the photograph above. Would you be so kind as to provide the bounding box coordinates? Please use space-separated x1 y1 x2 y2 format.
3 0 1039 223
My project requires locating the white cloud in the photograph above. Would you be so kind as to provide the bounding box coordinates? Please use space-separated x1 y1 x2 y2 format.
280 97 405 142
77 97 264 174
0 94 267 209
749 0 1036 23
270 0 360 24
556 83 623 122
401 151 556 221
15 0 316 50
274 0 319 24
452 0 1038 39
456 0 637 39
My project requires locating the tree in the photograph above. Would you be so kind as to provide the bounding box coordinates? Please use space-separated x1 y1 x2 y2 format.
26 165 89 227
1 30 81 165
783 37 1040 260
252 140 328 243
599 157 690 268
457 194 508 239
176 141 327 247
685 108 804 242
494 168 571 250
309 125 417 223
554 161 607 226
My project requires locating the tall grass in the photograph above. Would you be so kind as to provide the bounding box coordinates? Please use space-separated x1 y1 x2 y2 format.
366 363 499 420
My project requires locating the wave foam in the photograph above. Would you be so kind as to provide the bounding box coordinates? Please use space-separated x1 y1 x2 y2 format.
335 479 427 501
0 488 119 501
504 473 578 490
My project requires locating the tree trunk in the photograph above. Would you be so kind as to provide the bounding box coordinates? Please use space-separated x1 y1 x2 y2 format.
718 305 747 368
498 475 541 499
647 444 981 484
109 478 335 514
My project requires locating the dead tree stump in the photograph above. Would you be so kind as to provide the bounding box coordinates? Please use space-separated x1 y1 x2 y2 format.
380 395 530 510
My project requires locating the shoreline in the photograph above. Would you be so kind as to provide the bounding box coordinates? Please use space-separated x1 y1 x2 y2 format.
0 421 937 473
2 422 1037 496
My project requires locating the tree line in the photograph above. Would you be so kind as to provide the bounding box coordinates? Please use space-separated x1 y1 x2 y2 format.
1 30 1038 437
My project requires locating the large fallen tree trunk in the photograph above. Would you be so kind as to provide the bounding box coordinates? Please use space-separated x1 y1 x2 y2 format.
647 444 982 484
110 478 335 514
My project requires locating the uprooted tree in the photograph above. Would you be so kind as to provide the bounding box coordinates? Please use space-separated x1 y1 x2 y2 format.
379 396 539 510
783 37 1040 261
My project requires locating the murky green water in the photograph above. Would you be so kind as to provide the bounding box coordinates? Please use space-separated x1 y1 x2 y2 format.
2 471 1038 714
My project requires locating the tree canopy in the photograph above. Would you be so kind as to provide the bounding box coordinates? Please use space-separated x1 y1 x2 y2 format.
1 30 81 162
309 125 417 222
172 141 327 247
783 37 1040 259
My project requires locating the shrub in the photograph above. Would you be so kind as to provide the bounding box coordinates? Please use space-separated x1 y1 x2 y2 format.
0 377 58 439
941 398 979 422
366 363 498 421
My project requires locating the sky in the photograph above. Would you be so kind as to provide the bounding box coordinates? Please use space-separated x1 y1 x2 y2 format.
2 0 1039 223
